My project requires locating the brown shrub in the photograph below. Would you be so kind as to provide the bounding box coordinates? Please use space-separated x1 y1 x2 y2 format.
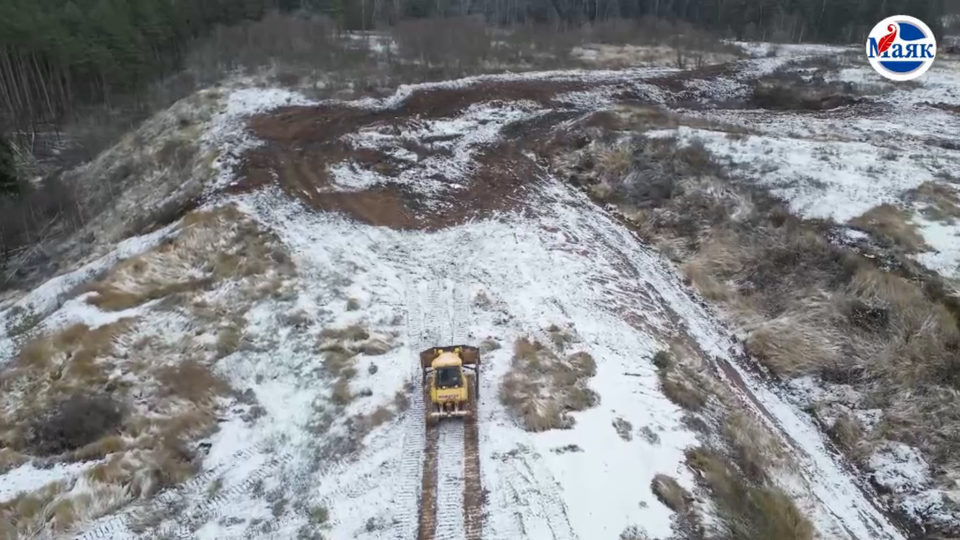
320 324 370 342
661 377 707 411
25 394 122 456
651 474 692 512
156 359 230 405
850 204 929 253
331 378 352 406
827 413 864 457
216 324 243 358
723 412 785 483
686 447 813 540
87 279 211 311
905 181 960 222
500 338 597 431
71 434 127 461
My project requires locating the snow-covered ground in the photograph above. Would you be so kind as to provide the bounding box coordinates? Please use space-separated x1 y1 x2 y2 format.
668 55 960 279
2 44 941 539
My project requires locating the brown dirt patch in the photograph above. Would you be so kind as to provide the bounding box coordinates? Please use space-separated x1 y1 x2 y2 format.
235 78 598 230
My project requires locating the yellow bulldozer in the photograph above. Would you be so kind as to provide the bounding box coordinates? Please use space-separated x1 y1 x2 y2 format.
419 345 480 424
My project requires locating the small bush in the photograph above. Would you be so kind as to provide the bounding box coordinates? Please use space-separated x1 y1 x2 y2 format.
613 417 633 441
308 504 329 525
651 474 691 512
26 394 122 456
652 350 672 370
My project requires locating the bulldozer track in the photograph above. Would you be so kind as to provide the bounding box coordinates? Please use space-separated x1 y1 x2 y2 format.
463 389 483 540
74 446 297 540
403 269 482 540
434 422 466 539
418 389 441 540
417 375 483 540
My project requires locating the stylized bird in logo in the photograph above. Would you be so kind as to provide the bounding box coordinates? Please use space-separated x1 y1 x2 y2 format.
877 24 898 55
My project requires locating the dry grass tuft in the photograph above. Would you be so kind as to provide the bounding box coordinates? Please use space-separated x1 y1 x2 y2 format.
850 204 929 253
597 144 633 182
723 412 785 483
0 482 66 537
323 348 357 377
827 412 864 458
745 318 840 378
331 379 353 406
156 359 230 405
686 447 813 540
650 474 692 512
654 348 711 412
216 324 243 358
660 377 707 411
546 324 576 350
0 448 27 474
394 389 411 412
500 338 598 431
320 324 370 342
906 181 960 223
86 205 293 311
362 406 394 430
479 338 501 352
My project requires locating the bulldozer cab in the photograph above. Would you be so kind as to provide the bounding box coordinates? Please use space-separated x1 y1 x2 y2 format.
435 365 462 388
420 345 480 421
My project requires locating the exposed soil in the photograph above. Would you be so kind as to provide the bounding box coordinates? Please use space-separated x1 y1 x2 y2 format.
235 78 620 230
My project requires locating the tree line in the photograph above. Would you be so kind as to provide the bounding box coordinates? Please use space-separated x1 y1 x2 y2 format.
0 0 945 128
0 0 947 197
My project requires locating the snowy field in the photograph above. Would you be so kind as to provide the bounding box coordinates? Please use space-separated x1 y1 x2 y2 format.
4 43 955 538
672 51 960 280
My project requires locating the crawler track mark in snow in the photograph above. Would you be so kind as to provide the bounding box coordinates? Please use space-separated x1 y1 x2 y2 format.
463 387 483 540
434 421 467 539
419 406 440 540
